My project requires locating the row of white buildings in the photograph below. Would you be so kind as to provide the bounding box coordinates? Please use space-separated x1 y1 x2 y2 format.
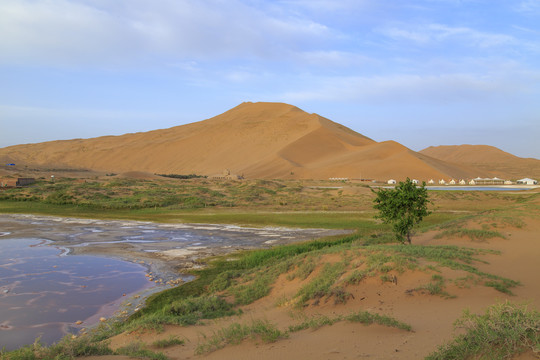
386 177 538 185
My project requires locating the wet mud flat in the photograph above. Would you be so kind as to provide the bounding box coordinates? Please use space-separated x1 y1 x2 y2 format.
0 214 349 350
0 214 350 280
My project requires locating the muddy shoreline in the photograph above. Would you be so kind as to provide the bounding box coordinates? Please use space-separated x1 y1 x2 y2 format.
0 214 351 333
0 214 350 281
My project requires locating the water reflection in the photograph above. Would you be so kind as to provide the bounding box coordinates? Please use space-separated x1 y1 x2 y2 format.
0 239 150 351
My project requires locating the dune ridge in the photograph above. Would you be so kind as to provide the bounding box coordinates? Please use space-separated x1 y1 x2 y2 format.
421 145 540 180
0 102 530 181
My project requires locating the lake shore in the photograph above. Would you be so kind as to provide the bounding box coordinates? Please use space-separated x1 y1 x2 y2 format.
0 214 351 349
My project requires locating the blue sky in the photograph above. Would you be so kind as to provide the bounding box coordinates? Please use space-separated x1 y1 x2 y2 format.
1 0 539 158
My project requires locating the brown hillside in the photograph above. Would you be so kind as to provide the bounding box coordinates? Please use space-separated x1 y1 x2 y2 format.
420 145 540 180
0 102 486 181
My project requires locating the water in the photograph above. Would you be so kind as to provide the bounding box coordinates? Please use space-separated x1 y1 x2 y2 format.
0 214 347 350
425 186 532 191
0 238 150 350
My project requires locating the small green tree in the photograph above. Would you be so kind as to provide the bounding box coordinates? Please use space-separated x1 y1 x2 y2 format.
372 178 431 244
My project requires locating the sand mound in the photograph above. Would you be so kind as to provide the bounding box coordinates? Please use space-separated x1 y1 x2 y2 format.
421 145 540 179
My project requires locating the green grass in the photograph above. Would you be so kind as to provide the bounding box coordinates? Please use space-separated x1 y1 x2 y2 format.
295 262 346 305
0 335 113 360
417 274 453 298
126 295 239 332
435 228 506 241
2 178 535 357
0 200 374 229
288 311 412 333
115 342 168 360
151 336 185 348
345 311 412 331
195 319 287 354
426 302 540 360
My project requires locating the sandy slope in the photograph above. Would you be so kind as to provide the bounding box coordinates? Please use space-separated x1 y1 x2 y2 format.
0 102 489 181
421 145 540 180
83 206 540 360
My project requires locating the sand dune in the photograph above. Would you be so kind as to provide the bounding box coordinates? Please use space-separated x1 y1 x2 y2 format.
421 145 540 180
0 102 528 181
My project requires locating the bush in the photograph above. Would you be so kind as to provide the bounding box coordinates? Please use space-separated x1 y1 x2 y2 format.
427 302 540 360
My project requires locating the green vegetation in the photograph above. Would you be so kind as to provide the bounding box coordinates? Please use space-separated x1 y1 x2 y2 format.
156 173 207 179
1 177 538 358
196 310 413 355
426 302 540 360
296 261 346 305
435 228 505 241
125 295 239 332
151 335 185 348
373 178 431 244
0 336 112 360
195 319 287 354
288 311 412 333
115 342 167 360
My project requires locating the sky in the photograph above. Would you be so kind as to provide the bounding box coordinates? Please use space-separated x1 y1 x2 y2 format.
1 0 539 159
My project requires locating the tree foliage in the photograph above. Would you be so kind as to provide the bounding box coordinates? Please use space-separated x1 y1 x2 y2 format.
372 178 431 244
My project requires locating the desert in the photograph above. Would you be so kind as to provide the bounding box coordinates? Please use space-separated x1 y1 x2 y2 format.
1 103 540 359
3 1 540 358
0 167 539 359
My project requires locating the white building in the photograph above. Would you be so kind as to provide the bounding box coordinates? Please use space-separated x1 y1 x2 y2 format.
411 179 419 185
471 177 505 185
459 179 466 185
428 179 435 184
517 178 538 185
469 179 476 185
439 179 446 185
387 179 397 185
449 179 457 185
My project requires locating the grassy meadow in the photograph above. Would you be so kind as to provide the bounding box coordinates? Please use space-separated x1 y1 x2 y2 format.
1 176 539 359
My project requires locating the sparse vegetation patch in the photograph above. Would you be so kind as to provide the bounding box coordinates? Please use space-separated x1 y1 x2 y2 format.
426 302 540 360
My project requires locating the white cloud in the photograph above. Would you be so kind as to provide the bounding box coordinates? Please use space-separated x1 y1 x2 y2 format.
294 50 372 67
0 0 333 66
277 0 370 13
516 0 540 13
280 70 535 104
378 23 515 48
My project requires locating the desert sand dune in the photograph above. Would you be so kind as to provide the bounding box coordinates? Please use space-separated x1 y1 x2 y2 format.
421 145 540 180
0 102 530 181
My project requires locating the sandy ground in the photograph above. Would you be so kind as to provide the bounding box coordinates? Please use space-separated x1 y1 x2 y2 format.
80 212 540 360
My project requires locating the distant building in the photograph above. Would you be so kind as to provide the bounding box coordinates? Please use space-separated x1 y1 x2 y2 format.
517 178 538 185
439 179 446 185
449 179 457 185
210 169 243 180
0 178 35 187
459 179 466 185
411 179 419 185
329 178 349 181
428 179 435 184
472 177 505 185
16 178 35 186
387 179 397 185
469 179 476 185
504 180 513 185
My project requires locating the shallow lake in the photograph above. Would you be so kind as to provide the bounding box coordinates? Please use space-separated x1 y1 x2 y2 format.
0 237 151 351
425 186 532 191
0 214 347 350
